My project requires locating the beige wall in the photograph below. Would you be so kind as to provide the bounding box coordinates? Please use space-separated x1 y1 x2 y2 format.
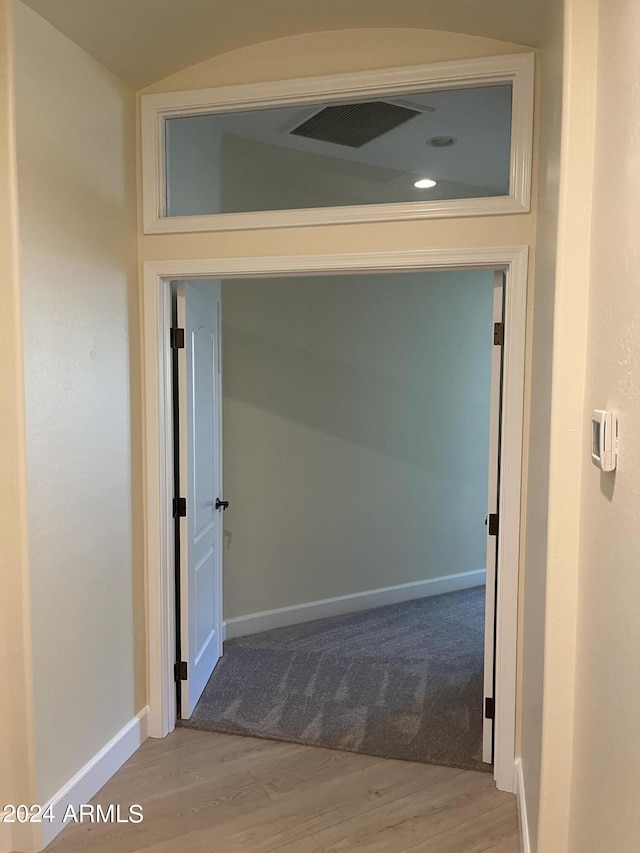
222 270 494 618
14 2 141 803
0 0 36 812
519 0 564 847
568 0 640 849
534 0 599 849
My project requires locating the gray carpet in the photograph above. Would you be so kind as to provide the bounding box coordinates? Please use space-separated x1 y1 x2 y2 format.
182 586 489 772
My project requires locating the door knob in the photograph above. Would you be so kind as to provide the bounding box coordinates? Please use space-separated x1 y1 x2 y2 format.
215 498 229 511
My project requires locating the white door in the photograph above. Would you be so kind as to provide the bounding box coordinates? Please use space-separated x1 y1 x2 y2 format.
176 280 224 718
482 271 505 763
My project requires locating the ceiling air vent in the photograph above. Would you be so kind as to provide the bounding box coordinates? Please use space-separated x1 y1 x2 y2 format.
289 101 421 148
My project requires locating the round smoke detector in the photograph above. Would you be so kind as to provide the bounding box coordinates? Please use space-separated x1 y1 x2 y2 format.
426 136 458 148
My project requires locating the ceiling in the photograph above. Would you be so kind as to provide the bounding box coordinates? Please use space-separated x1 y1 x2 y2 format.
19 0 548 90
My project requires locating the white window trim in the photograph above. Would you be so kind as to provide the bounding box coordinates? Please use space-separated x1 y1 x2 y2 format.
141 53 534 234
143 244 528 794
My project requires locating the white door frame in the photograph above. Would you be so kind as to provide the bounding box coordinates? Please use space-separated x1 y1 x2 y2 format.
142 245 528 793
482 271 505 764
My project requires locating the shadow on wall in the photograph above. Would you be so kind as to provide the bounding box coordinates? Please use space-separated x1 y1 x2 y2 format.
224 321 486 476
222 271 494 477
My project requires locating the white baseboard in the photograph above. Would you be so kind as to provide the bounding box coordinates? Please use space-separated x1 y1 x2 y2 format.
514 758 531 853
5 707 150 852
224 569 486 640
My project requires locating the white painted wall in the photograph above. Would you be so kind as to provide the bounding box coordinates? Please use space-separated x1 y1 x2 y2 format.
222 270 494 618
568 1 640 849
14 2 141 805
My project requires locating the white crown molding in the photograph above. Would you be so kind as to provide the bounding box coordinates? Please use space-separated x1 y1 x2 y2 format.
141 52 534 234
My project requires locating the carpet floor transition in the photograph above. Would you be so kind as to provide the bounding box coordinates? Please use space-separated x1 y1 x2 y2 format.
181 586 489 772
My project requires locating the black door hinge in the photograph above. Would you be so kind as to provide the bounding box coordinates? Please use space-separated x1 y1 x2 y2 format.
485 697 495 720
488 513 499 536
174 661 188 682
173 497 187 518
493 322 504 346
170 327 185 349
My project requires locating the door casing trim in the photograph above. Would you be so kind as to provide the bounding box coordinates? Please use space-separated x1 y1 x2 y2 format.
142 245 528 793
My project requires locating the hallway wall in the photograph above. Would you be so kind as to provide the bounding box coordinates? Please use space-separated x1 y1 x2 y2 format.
14 2 141 804
569 0 640 848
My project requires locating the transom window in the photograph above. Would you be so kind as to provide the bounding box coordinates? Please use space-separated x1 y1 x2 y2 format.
141 53 534 233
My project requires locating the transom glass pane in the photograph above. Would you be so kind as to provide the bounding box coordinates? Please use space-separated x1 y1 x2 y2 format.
165 84 512 218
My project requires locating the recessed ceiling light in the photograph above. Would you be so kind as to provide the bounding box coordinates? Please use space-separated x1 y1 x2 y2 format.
426 136 458 147
414 178 437 189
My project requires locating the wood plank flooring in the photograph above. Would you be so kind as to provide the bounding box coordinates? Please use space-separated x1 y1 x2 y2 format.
43 729 520 853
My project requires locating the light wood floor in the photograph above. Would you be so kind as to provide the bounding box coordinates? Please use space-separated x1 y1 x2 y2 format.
44 728 521 852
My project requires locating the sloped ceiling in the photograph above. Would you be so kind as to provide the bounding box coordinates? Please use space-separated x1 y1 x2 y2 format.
19 0 547 89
